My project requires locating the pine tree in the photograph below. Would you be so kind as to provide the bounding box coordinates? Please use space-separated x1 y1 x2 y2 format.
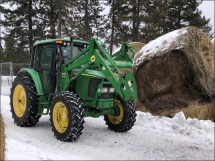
127 0 146 42
0 43 4 63
36 0 58 39
71 0 104 42
140 0 213 43
3 35 29 63
0 0 46 62
140 0 169 43
104 0 130 55
167 0 212 36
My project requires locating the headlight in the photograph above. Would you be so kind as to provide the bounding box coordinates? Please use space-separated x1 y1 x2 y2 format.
109 88 115 93
63 41 67 46
101 88 108 93
67 42 71 46
84 44 88 48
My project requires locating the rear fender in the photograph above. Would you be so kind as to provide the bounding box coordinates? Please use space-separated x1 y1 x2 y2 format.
19 68 44 95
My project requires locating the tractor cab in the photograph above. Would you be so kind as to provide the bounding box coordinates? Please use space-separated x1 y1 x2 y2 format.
30 39 89 97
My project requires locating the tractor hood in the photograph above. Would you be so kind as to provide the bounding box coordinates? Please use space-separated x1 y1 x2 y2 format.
73 69 105 79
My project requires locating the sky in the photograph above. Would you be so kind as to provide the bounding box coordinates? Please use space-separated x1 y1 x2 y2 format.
0 0 214 48
198 0 214 34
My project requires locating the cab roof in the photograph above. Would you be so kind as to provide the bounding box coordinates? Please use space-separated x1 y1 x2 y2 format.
33 38 89 46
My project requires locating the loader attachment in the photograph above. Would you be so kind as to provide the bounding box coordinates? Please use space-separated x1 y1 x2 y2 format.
124 72 137 101
63 38 138 102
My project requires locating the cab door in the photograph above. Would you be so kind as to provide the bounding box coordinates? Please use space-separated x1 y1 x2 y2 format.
33 44 56 97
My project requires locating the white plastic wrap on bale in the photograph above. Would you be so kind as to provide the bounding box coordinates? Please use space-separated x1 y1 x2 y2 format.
133 28 187 68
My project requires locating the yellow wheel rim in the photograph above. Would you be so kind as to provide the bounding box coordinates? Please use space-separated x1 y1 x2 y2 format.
13 84 27 117
107 99 124 125
53 102 68 133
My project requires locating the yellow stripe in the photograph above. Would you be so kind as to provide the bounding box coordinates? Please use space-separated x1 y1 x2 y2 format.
73 72 97 77
81 73 97 77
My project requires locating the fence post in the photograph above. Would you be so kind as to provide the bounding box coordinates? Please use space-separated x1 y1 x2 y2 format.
0 63 2 96
10 62 13 90
0 63 2 77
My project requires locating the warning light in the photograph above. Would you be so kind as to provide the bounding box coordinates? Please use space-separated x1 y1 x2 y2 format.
55 40 63 44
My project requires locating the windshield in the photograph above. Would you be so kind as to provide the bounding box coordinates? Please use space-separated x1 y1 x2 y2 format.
57 44 88 68
58 45 85 62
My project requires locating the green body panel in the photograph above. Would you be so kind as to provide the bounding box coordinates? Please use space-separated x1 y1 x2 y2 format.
83 106 118 118
73 74 96 100
81 99 114 109
59 64 70 91
73 69 105 78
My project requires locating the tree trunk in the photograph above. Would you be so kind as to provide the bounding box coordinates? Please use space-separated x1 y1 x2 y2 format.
50 1 56 39
57 7 62 38
132 4 136 41
136 0 140 41
84 0 89 41
177 1 181 29
110 2 115 56
132 0 139 42
28 0 33 60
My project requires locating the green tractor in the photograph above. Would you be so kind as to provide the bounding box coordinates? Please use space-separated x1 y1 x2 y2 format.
10 38 138 141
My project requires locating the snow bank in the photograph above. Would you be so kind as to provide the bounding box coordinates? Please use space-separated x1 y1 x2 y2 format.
136 111 214 145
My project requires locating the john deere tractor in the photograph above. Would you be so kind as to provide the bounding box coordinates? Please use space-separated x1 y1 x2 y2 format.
10 38 138 141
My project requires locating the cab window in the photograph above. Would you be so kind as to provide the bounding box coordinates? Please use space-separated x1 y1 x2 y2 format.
34 44 54 71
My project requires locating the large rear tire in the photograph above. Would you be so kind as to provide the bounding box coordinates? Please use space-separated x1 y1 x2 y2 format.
104 97 137 132
10 72 41 127
50 91 85 141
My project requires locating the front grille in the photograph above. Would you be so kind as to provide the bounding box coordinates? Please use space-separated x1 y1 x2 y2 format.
88 78 114 99
98 93 114 99
88 78 102 98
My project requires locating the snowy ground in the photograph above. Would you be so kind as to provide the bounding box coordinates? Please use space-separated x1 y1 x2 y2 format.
1 92 214 160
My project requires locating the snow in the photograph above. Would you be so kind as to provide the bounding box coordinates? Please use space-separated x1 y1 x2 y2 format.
212 38 215 43
0 76 15 95
133 28 187 67
113 47 121 54
1 89 214 160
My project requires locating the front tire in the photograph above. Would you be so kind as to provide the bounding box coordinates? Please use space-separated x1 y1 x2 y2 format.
50 91 85 141
10 72 41 127
104 97 137 132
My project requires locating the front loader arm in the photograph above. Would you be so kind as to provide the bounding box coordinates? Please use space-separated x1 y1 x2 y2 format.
62 38 137 101
111 42 137 62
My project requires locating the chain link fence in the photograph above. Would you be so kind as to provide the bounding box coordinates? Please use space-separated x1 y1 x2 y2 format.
0 62 30 95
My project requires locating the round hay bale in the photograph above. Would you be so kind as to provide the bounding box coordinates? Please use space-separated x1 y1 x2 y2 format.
133 26 215 121
212 38 215 52
0 114 5 161
129 42 145 58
